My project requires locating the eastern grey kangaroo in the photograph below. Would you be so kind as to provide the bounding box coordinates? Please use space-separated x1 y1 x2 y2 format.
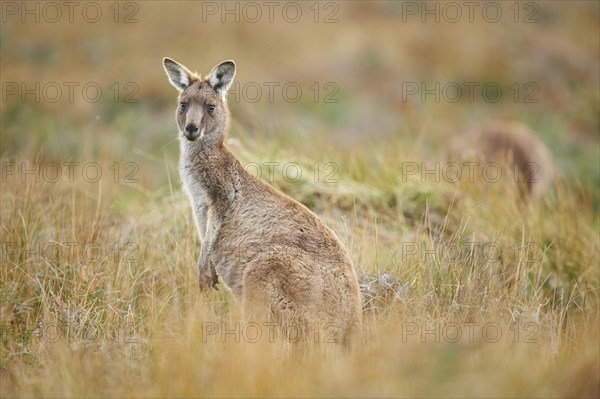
163 58 362 345
446 121 554 200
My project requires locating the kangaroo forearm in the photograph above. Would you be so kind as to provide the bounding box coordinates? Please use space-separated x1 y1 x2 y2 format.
194 204 208 241
199 202 228 268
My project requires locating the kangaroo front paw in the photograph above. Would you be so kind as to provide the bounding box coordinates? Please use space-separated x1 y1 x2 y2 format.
198 269 219 292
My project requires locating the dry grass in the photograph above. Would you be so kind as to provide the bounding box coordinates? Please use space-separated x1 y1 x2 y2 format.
1 2 599 398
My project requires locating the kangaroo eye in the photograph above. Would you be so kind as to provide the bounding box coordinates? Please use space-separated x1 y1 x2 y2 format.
179 102 188 110
207 104 215 113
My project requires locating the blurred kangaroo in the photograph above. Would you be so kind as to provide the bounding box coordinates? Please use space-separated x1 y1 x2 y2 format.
162 58 362 346
446 121 554 200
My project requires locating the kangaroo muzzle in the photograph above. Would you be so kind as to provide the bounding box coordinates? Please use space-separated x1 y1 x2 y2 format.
184 123 202 141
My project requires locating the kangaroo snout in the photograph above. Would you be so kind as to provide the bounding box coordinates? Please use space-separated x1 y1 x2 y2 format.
184 123 201 141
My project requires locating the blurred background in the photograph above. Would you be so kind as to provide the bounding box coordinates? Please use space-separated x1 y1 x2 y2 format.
1 1 598 196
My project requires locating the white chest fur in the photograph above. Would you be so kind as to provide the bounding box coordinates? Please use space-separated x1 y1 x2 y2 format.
179 144 209 240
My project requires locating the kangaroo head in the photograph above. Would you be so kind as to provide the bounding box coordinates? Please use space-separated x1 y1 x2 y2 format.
163 57 236 144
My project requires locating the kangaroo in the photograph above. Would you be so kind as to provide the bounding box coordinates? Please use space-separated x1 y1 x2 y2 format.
446 121 554 200
162 58 363 345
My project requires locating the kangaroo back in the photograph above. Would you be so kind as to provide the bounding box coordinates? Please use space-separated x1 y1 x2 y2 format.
447 121 554 200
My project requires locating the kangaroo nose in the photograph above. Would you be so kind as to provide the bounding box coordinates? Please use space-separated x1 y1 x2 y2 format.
185 124 199 134
184 124 200 141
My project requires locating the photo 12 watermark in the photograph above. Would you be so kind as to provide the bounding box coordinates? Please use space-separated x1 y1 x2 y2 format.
400 321 539 344
1 82 140 104
400 81 539 104
1 1 140 24
0 320 140 345
400 240 544 265
1 240 139 265
227 81 339 104
398 2 539 24
243 161 339 184
1 161 140 184
401 161 542 185
199 1 340 24
201 321 342 344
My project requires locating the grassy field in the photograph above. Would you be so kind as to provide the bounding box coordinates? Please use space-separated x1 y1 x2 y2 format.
1 1 599 397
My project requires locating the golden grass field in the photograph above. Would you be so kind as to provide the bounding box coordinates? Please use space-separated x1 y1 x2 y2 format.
1 1 599 397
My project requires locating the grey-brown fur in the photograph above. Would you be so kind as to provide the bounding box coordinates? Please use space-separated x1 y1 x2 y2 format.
446 121 554 200
163 58 363 345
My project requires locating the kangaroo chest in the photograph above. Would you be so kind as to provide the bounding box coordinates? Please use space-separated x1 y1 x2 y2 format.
180 163 208 207
179 146 210 240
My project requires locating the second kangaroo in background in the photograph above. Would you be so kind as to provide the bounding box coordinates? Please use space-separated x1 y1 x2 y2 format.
162 58 363 346
446 121 555 200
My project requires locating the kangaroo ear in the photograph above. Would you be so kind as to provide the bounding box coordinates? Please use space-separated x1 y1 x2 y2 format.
163 57 196 92
208 60 236 100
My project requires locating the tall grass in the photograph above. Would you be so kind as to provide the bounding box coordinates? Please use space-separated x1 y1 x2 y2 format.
1 127 598 397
